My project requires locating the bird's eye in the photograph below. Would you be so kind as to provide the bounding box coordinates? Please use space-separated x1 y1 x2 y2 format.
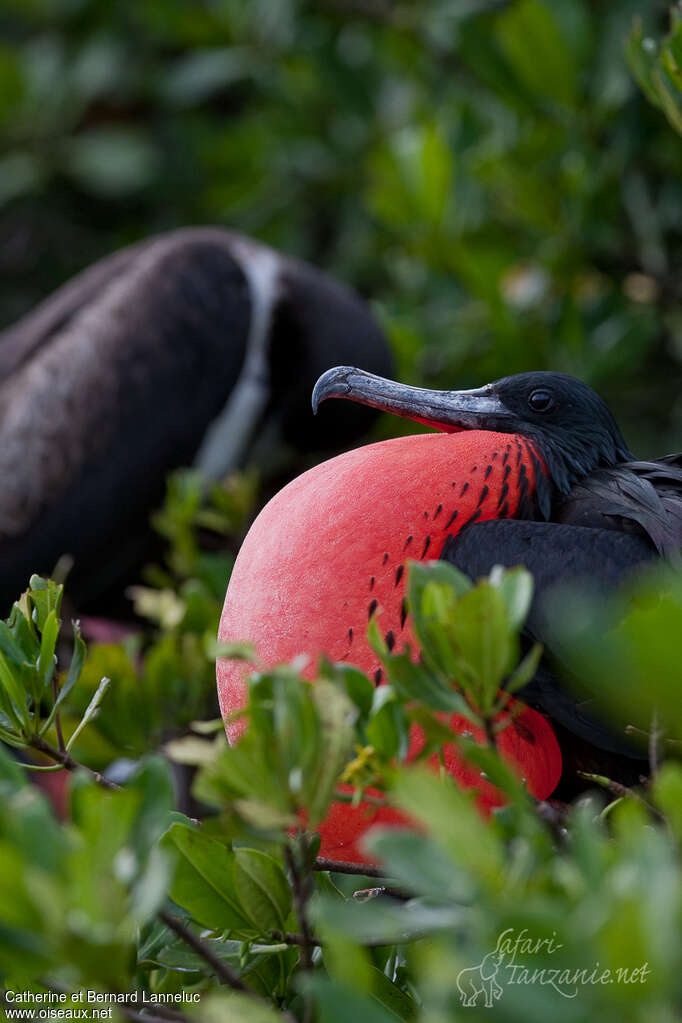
528 389 554 413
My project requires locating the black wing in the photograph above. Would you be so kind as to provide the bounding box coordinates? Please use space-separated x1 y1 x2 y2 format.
441 519 654 756
556 457 682 558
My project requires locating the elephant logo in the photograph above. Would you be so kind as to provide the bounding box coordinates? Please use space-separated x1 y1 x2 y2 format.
456 950 505 1007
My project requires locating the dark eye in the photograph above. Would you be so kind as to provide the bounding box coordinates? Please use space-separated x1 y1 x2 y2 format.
528 389 554 413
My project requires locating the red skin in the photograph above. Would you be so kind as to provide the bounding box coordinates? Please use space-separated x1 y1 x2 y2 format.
218 430 563 861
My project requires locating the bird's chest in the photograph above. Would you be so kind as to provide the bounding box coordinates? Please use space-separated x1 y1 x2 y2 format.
219 430 544 714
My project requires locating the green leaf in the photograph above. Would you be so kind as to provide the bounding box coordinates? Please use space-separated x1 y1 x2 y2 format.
390 766 503 885
304 682 357 827
65 675 112 751
497 0 578 108
365 690 408 761
61 128 159 198
489 565 534 631
301 976 411 1023
652 762 682 843
233 848 291 932
365 828 473 903
40 625 86 736
161 822 251 931
503 641 543 695
0 649 28 730
28 577 63 632
37 610 59 691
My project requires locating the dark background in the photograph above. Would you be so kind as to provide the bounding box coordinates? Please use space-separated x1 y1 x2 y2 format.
1 0 680 454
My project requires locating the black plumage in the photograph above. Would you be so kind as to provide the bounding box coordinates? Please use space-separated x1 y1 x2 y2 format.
313 365 681 773
0 228 392 610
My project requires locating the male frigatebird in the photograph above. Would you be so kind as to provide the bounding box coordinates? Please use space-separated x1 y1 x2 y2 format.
218 366 679 860
312 367 682 775
0 229 392 612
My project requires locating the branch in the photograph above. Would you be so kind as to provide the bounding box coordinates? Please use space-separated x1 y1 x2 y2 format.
270 930 403 949
285 844 315 971
649 709 660 777
577 772 663 819
27 734 121 790
52 676 66 754
285 839 316 1023
158 910 298 1023
159 910 252 991
313 856 386 877
119 1005 188 1023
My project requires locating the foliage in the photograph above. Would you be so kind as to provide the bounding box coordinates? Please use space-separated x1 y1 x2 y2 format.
0 551 680 1022
48 468 256 771
1 1 682 453
628 8 682 136
1 3 682 1021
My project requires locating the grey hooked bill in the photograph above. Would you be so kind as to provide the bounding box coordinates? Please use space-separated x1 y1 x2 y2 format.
311 365 507 432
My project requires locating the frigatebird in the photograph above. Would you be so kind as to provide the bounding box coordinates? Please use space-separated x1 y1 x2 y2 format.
0 229 392 612
311 366 682 782
218 424 565 861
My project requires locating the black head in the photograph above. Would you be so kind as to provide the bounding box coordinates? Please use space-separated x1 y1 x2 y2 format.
312 367 633 499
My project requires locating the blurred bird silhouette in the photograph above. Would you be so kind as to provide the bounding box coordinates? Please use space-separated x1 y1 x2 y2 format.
0 228 392 612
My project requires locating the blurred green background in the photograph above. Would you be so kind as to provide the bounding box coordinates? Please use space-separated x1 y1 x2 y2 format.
1 0 681 454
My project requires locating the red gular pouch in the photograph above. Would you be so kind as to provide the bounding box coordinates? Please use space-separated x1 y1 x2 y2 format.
218 430 563 863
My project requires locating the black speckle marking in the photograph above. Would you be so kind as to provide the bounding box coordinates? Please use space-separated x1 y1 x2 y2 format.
460 481 470 497
385 630 395 652
484 464 493 480
476 485 489 509
370 576 375 590
403 535 413 551
434 504 443 519
395 564 404 587
400 598 408 630
368 599 378 620
503 464 511 481
421 535 432 559
382 552 389 565
492 451 498 461
423 510 429 519
444 508 459 530
516 444 523 467
502 447 510 466
463 508 482 528
348 627 354 644
471 465 478 472
516 462 531 516
374 668 383 686
496 481 509 510
451 481 457 487
499 500 509 518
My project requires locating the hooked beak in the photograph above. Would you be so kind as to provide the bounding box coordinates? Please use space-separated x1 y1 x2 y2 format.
312 366 509 433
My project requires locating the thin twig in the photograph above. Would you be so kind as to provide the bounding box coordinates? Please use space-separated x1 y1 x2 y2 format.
158 910 252 993
52 676 66 753
158 911 298 1022
285 844 315 971
28 734 121 790
649 709 660 777
118 1005 188 1023
577 772 662 819
285 840 316 1023
270 930 403 949
313 856 386 877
